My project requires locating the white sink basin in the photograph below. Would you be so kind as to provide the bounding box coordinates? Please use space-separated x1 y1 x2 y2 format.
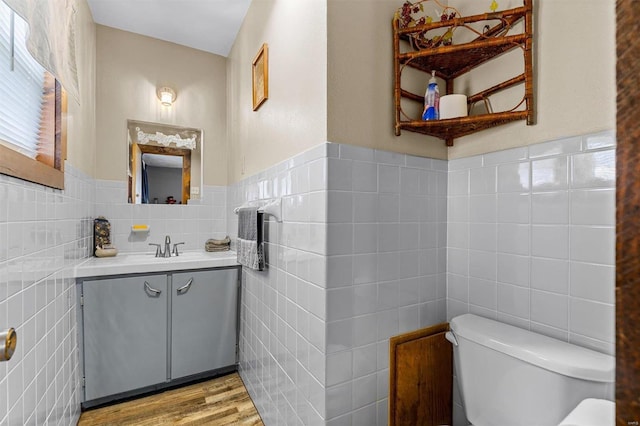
124 251 211 262
74 250 239 278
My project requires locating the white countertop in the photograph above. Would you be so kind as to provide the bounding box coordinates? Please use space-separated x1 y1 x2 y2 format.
74 250 240 278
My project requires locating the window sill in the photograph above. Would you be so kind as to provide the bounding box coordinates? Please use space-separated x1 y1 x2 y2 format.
0 144 64 189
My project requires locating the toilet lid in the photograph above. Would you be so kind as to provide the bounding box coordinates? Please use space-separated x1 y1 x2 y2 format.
557 399 614 426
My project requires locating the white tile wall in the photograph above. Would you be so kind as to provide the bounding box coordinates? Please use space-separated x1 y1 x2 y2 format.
322 145 448 425
230 144 332 426
0 170 228 425
0 164 94 426
447 130 616 425
1 131 615 426
230 143 447 426
94 180 227 253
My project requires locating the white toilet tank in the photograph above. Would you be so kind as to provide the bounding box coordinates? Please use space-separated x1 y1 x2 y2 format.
448 314 614 426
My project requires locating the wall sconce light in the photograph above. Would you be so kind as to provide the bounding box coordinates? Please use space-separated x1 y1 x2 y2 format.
157 86 176 106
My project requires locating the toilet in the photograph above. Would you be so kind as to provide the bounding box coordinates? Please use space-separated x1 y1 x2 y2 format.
446 314 615 426
557 398 615 426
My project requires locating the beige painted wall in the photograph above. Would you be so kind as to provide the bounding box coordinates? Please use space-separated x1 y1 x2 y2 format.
226 0 327 183
95 26 227 186
326 0 614 160
327 0 449 160
65 0 96 176
89 0 614 181
446 0 616 158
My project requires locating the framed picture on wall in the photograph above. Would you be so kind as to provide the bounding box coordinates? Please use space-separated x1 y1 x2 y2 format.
252 43 268 111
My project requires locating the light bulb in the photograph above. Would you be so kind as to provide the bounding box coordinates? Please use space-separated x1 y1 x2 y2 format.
160 91 173 106
157 86 176 106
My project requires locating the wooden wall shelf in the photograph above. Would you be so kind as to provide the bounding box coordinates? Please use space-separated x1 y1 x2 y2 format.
393 1 534 146
397 110 529 140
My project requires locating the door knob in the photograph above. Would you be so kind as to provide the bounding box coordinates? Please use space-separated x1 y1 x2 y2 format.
0 328 17 361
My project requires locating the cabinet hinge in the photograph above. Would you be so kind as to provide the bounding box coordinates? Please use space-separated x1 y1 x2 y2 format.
82 377 86 388
80 295 84 306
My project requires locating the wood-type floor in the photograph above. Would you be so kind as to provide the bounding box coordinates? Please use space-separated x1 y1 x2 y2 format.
78 373 264 426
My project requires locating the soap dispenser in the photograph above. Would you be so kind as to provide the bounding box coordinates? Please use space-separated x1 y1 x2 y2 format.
422 70 440 120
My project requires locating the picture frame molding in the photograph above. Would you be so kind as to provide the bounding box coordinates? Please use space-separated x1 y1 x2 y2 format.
252 43 269 111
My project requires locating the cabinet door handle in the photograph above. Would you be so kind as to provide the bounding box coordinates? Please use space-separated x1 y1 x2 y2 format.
176 278 193 295
144 281 162 296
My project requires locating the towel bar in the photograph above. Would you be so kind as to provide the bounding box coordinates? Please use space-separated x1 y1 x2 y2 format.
234 198 282 222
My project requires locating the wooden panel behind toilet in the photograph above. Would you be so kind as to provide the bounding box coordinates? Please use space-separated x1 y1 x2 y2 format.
389 323 453 426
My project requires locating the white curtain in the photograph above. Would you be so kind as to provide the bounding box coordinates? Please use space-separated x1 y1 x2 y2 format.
2 0 79 102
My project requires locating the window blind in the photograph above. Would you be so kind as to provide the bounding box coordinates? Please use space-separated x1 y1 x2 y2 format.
0 1 46 159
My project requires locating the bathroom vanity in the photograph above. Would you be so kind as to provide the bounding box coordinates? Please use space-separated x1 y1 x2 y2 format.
74 251 240 408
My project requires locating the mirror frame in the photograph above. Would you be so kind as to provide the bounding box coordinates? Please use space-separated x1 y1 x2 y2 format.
127 119 202 205
136 145 191 204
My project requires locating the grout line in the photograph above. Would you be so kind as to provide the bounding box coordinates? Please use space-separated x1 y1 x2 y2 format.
567 148 574 343
527 152 533 329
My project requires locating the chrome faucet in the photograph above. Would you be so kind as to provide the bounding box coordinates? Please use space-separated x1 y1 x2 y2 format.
149 235 185 257
172 242 185 256
148 243 162 257
163 235 171 258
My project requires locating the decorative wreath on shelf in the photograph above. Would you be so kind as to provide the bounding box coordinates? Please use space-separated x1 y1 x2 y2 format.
393 0 460 49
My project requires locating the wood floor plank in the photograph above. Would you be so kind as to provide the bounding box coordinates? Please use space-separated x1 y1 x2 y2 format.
78 373 264 426
204 386 249 405
173 406 238 426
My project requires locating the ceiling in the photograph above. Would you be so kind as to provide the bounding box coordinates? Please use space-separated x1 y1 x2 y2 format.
86 0 252 57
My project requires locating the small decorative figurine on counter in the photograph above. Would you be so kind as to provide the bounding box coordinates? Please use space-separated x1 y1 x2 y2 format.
94 216 118 257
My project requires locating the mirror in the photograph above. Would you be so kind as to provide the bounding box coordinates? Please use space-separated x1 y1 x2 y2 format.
127 120 203 204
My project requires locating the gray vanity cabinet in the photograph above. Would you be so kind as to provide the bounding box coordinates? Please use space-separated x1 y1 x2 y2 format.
171 269 238 379
82 274 168 402
79 267 239 406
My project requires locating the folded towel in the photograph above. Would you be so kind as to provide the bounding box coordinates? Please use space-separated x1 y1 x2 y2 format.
205 236 230 252
206 246 230 252
237 207 264 271
206 236 231 246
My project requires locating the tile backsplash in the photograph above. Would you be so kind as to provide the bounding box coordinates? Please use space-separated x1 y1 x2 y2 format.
94 180 227 253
